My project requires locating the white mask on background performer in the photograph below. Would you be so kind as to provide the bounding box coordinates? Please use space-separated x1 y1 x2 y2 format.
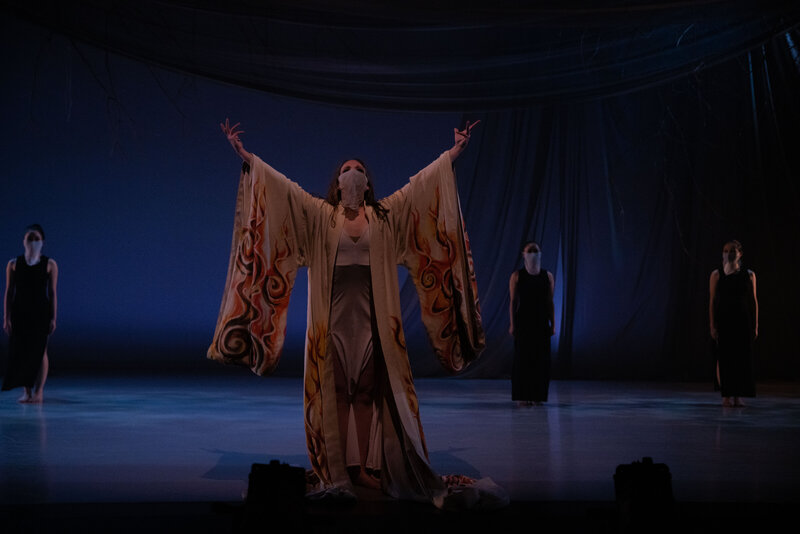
338 169 369 210
27 240 43 256
523 251 541 275
722 248 740 275
24 236 44 265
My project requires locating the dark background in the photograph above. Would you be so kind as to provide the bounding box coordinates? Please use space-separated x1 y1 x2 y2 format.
1 1 799 381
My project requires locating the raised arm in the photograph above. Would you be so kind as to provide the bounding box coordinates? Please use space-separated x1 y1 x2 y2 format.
447 120 481 163
221 118 254 167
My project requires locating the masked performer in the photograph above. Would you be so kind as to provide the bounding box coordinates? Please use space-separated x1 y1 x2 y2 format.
3 224 58 403
209 119 500 507
508 242 555 405
709 240 758 407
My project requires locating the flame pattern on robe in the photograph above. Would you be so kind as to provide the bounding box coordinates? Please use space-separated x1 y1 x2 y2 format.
304 322 329 483
405 189 484 373
208 152 485 502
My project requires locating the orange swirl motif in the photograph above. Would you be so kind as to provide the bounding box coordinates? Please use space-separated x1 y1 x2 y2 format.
216 209 295 375
462 224 482 320
304 322 330 484
407 188 467 372
389 316 429 458
389 316 407 351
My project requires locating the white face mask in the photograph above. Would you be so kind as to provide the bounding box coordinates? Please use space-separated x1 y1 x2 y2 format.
24 239 43 265
25 239 44 254
722 246 742 274
338 168 369 210
722 251 738 265
523 251 541 274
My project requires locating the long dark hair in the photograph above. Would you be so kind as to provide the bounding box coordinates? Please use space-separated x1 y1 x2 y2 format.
325 158 388 221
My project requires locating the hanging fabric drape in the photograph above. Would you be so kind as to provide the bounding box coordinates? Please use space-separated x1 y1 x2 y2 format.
4 1 799 110
449 30 800 378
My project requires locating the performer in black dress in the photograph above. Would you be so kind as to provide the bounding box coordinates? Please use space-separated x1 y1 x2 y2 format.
2 224 58 403
709 240 758 407
509 242 555 405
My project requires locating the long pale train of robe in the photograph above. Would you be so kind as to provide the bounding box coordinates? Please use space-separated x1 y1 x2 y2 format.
208 151 505 508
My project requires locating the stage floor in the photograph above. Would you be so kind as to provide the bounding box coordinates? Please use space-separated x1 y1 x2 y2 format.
1 374 798 508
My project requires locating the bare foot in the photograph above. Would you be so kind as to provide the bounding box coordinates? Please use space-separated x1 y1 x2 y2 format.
355 470 381 490
722 397 733 407
18 392 32 403
733 397 745 407
29 394 43 404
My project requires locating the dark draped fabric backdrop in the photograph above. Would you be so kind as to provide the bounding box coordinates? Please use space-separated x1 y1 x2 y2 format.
3 1 799 379
450 52 800 380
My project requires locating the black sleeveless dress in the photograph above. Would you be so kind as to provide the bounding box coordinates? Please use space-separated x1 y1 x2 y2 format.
713 268 756 397
512 268 552 402
2 256 52 391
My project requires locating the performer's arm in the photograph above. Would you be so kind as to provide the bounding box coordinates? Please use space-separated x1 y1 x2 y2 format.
508 271 518 336
548 271 555 336
387 120 482 224
749 270 758 339
220 118 253 167
3 259 14 335
384 122 485 371
708 270 719 340
48 259 58 335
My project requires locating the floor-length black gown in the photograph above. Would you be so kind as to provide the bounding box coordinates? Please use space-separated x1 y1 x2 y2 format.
2 256 51 391
512 268 551 402
713 268 756 397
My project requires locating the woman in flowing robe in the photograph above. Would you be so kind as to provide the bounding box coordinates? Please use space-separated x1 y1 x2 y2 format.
208 119 503 508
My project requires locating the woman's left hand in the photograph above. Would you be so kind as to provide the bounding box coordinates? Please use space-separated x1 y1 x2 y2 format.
49 319 56 335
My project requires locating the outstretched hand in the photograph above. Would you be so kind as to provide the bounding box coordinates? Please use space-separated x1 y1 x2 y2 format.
221 118 244 149
454 120 480 148
220 118 252 163
449 120 481 162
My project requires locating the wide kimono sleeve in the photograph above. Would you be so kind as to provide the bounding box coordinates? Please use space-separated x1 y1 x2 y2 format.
207 155 325 375
382 152 485 373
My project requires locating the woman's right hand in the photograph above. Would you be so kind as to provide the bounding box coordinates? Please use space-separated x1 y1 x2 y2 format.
220 118 252 163
710 326 718 341
3 318 10 336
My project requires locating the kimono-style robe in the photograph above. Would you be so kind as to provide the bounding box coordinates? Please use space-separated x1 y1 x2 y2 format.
208 151 485 504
